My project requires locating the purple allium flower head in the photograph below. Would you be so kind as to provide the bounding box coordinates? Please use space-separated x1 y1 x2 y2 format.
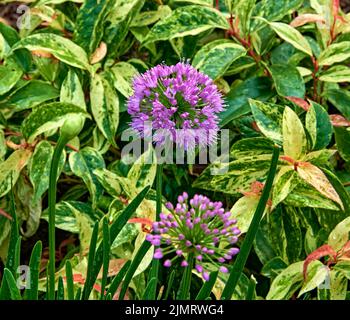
146 192 240 281
127 62 224 150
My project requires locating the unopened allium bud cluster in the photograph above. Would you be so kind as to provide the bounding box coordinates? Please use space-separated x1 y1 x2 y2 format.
127 62 224 150
146 193 240 281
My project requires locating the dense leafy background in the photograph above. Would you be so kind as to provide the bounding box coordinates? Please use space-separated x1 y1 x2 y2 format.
1 0 350 300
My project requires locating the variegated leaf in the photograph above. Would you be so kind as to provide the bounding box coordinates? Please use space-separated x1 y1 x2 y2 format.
4 80 59 111
272 166 297 208
328 217 350 252
282 106 307 160
298 260 328 296
109 62 139 98
0 149 32 198
230 137 275 158
192 39 246 79
90 74 119 146
69 147 106 207
305 101 332 150
73 0 115 55
0 58 22 96
143 5 229 45
230 194 261 234
21 102 90 143
127 148 157 191
193 154 274 195
268 21 312 56
269 64 305 98
318 42 350 66
319 65 350 83
266 261 303 300
249 99 283 144
60 70 86 110
251 0 303 31
29 141 65 203
13 33 91 71
290 13 325 27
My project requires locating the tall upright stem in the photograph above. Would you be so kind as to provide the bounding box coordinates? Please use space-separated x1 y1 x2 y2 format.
48 134 68 300
177 252 194 300
145 163 163 300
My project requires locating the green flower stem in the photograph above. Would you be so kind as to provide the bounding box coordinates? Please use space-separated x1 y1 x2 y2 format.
221 146 280 300
177 252 194 300
145 163 163 300
48 134 70 300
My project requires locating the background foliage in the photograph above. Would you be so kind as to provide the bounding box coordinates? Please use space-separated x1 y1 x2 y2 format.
1 0 350 300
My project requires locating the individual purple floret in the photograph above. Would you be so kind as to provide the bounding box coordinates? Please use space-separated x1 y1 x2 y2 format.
146 192 240 282
127 62 224 150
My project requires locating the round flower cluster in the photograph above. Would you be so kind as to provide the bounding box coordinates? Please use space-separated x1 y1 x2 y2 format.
127 62 224 150
146 193 240 281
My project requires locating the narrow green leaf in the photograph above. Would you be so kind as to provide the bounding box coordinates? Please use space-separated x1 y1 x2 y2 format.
118 240 151 300
23 241 42 300
142 277 158 300
195 271 218 300
221 146 280 300
100 217 110 300
87 186 150 299
57 276 65 300
65 260 75 300
163 270 175 300
105 260 131 299
82 221 99 300
3 268 22 300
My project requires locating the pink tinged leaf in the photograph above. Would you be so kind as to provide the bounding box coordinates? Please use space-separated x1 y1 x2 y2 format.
290 14 325 27
338 240 350 260
128 217 153 227
285 96 310 111
90 42 107 64
297 162 344 210
251 181 264 194
303 244 337 279
329 114 350 127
